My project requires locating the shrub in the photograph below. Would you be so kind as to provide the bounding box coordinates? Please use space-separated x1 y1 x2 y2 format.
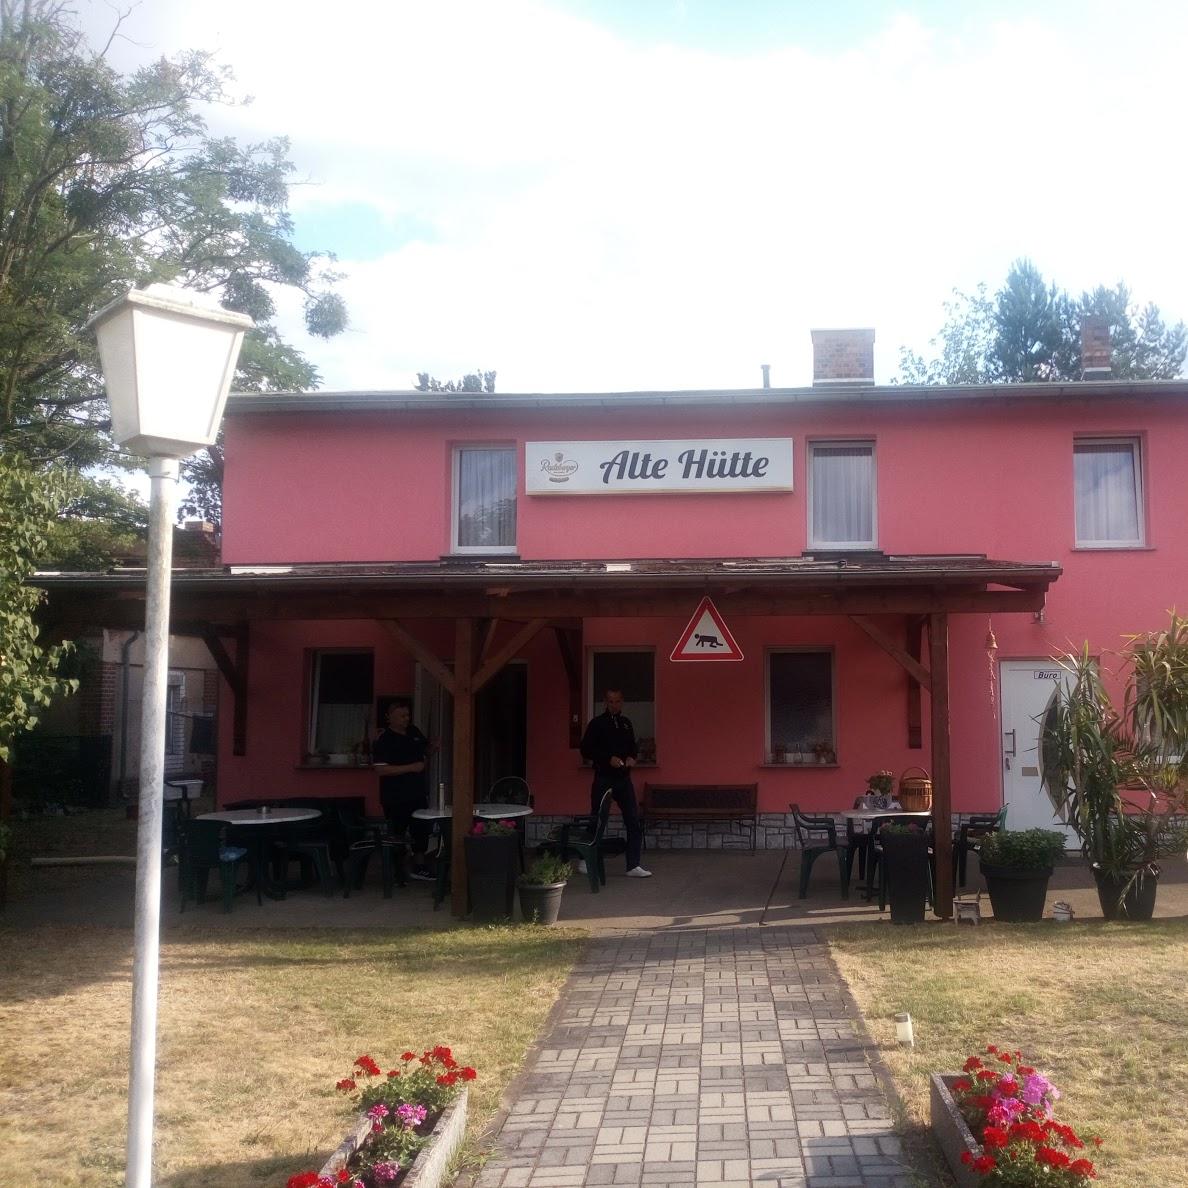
978 829 1066 871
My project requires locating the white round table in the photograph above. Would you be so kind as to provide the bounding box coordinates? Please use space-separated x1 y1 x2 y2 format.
195 809 322 900
412 803 533 820
164 778 204 802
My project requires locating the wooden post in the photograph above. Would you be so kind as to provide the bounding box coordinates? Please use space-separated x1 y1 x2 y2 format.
906 617 923 749
450 617 476 917
929 612 953 919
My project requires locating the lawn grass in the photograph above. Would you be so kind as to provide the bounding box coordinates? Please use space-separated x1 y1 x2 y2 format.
0 923 584 1186
827 920 1188 1187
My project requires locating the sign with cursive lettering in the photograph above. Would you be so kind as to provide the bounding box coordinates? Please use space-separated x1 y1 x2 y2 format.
525 439 793 495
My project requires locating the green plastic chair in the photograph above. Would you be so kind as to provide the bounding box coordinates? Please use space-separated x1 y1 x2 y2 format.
791 804 850 899
179 819 249 913
555 789 614 893
954 803 1009 887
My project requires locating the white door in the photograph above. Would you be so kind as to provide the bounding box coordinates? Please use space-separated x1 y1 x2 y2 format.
999 660 1077 842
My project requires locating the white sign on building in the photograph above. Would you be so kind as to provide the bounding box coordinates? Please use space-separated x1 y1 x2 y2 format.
525 438 794 495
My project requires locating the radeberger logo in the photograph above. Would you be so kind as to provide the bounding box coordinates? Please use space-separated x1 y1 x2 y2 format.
540 450 579 483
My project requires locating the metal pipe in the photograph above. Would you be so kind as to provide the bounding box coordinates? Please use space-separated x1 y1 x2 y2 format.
126 456 178 1188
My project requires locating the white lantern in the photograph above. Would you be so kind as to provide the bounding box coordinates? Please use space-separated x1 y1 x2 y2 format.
87 283 254 458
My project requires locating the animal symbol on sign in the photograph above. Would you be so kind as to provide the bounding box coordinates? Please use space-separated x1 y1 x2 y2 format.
693 632 723 649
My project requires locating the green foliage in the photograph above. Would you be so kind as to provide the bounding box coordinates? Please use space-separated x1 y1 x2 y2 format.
0 0 345 532
518 853 572 886
415 370 497 393
898 260 1186 383
978 828 1066 871
38 474 147 570
0 453 79 761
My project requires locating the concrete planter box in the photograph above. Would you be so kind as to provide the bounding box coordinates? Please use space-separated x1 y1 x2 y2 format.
930 1074 981 1188
318 1087 469 1186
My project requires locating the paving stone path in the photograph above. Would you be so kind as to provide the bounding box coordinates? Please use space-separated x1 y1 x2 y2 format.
472 926 922 1188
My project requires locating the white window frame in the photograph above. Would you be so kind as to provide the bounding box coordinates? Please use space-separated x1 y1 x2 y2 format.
165 670 186 758
807 439 877 550
1073 436 1145 549
765 647 837 761
451 444 518 555
586 647 657 762
308 648 374 755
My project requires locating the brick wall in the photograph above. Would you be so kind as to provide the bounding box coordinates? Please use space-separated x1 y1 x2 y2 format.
811 328 876 384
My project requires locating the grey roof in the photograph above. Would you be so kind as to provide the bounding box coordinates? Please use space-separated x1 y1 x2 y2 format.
224 379 1188 415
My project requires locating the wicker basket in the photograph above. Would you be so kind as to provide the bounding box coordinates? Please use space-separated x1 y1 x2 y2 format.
898 766 933 811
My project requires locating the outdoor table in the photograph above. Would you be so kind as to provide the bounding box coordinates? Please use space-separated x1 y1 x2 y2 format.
842 809 932 900
163 778 204 816
196 808 321 900
344 815 406 898
412 804 534 907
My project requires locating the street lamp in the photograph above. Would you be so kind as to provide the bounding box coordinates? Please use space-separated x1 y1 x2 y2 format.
88 284 253 1187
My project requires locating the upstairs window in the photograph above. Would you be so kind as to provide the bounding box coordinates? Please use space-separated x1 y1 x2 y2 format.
453 446 517 553
1074 438 1144 548
809 441 876 549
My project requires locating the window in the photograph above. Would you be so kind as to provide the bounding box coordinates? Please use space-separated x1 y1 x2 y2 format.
809 441 875 549
309 650 374 757
1074 438 1144 547
589 649 656 764
166 671 186 760
453 446 517 553
767 650 835 763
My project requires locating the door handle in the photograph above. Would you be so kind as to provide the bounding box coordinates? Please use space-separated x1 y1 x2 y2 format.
1003 729 1017 757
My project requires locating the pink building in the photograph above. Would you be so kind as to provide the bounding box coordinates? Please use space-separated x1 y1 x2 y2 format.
41 326 1187 911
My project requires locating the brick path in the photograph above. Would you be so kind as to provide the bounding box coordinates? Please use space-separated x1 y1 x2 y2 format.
472 926 921 1188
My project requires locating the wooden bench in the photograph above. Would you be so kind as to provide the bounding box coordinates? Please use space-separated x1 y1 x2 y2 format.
640 783 759 852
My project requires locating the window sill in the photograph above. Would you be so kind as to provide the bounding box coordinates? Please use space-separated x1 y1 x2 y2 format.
760 763 839 769
441 552 521 561
577 763 660 770
296 763 372 771
1071 544 1153 552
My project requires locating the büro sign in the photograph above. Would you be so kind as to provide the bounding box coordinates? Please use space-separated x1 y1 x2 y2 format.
525 438 793 495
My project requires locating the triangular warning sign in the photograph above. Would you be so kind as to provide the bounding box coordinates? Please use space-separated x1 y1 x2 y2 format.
670 596 744 662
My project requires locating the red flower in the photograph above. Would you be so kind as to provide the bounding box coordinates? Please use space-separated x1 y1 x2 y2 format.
402 1051 416 1062
975 1070 997 1082
960 1152 972 1165
287 1174 321 1188
973 1155 997 1173
354 1055 381 1077
461 1066 477 1080
436 1073 450 1085
952 1078 972 1093
1036 1146 1072 1169
335 1078 356 1092
981 1127 1008 1149
997 1052 1013 1064
1017 1065 1035 1077
963 1056 984 1072
387 1069 400 1079
996 1077 1018 1095
337 1172 351 1184
985 1044 999 1054
1070 1158 1097 1178
433 1044 453 1061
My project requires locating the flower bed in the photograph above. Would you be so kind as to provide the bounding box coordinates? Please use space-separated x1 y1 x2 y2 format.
286 1048 476 1188
932 1046 1101 1185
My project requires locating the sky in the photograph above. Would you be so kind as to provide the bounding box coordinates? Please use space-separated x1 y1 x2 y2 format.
83 0 1188 393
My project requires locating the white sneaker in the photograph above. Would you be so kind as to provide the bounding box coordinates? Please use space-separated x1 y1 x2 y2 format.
576 860 587 875
626 866 653 878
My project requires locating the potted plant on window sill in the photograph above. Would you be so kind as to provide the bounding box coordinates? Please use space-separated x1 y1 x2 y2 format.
977 828 1065 922
517 853 572 925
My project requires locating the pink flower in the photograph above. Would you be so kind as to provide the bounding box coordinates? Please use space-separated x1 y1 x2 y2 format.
371 1164 400 1183
367 1104 390 1120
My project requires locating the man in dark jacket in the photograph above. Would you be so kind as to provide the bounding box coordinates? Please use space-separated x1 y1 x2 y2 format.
580 688 651 877
373 699 433 880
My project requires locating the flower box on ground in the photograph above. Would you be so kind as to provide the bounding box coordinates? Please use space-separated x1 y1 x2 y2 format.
930 1074 982 1188
318 1087 469 1187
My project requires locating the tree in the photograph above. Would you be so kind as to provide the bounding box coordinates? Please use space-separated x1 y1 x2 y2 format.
898 260 1187 383
415 370 497 393
0 453 78 764
38 474 148 570
0 0 346 535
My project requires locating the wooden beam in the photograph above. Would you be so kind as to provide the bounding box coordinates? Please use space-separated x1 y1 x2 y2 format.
381 620 455 696
200 626 242 694
929 612 953 920
200 624 248 755
451 617 476 917
906 617 923 749
473 618 548 693
478 618 500 666
554 625 583 749
849 615 932 689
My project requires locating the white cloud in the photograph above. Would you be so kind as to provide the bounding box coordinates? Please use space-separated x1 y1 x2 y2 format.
85 0 1188 389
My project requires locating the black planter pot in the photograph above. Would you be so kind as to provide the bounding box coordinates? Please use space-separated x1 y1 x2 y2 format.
464 834 518 921
980 863 1053 923
881 832 930 924
517 881 566 925
1092 865 1160 921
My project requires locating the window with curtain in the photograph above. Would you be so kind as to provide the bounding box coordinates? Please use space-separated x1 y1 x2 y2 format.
809 441 875 548
1074 438 1143 547
589 650 656 763
767 650 835 761
454 446 517 552
309 650 374 757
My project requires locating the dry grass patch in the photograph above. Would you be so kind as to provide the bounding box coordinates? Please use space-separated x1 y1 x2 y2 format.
828 920 1188 1187
0 923 583 1186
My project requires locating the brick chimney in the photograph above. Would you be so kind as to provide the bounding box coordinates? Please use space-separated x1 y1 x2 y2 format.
1081 316 1112 379
811 328 876 385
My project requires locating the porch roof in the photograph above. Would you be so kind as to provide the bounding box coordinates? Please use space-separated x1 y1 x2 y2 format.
36 553 1059 627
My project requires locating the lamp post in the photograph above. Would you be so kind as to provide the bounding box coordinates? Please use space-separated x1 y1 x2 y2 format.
88 284 253 1187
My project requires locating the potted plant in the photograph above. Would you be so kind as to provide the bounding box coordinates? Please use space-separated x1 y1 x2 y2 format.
865 769 894 808
812 740 834 765
771 741 788 765
517 853 572 925
977 829 1066 922
878 822 930 924
463 819 519 921
1042 620 1188 920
